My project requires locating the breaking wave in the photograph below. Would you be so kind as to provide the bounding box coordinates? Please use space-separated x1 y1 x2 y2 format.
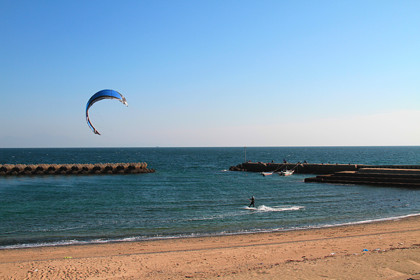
243 205 305 212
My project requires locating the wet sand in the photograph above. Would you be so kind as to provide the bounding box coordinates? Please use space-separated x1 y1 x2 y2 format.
1 216 420 279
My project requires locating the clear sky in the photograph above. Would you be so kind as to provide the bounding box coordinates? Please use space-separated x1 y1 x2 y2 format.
1 0 419 148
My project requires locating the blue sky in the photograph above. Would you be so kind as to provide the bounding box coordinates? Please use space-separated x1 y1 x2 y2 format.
1 0 419 147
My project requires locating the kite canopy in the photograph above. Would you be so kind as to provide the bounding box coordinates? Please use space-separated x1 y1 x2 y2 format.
86 89 128 135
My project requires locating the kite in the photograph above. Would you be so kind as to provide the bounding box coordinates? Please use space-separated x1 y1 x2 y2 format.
86 89 128 135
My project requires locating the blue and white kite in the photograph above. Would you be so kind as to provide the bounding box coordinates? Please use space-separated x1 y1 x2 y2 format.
86 89 128 135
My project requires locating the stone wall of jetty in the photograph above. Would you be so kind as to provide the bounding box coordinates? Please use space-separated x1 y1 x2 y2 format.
0 162 154 176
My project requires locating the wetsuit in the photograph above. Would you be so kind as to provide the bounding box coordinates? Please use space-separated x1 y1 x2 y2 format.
249 197 255 207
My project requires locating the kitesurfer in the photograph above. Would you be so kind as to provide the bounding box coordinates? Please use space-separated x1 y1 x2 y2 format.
249 196 255 207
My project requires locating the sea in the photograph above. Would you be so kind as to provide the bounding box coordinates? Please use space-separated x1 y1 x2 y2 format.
0 146 419 249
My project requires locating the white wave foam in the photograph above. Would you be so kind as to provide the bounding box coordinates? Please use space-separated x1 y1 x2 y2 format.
3 212 419 250
244 205 305 212
320 213 420 228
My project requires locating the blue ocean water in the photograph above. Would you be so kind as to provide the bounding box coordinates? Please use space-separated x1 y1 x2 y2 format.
0 146 419 249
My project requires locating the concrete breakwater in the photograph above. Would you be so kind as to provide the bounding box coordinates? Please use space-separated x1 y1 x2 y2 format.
229 162 420 188
0 162 154 176
305 168 420 188
229 162 420 174
230 162 361 174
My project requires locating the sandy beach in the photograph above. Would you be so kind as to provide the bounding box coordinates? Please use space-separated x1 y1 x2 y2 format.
1 216 420 280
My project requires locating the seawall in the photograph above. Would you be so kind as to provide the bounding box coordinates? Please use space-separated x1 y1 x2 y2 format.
229 162 420 174
229 162 420 188
0 162 155 176
304 168 420 188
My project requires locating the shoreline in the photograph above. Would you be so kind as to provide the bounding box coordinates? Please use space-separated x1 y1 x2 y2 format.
1 215 420 279
2 212 420 250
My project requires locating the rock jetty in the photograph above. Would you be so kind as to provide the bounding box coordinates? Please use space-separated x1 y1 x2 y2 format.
0 162 154 176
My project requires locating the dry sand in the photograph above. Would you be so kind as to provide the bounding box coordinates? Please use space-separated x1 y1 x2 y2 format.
1 216 420 279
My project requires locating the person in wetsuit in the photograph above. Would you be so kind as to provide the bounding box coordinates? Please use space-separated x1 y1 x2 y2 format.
249 196 255 207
